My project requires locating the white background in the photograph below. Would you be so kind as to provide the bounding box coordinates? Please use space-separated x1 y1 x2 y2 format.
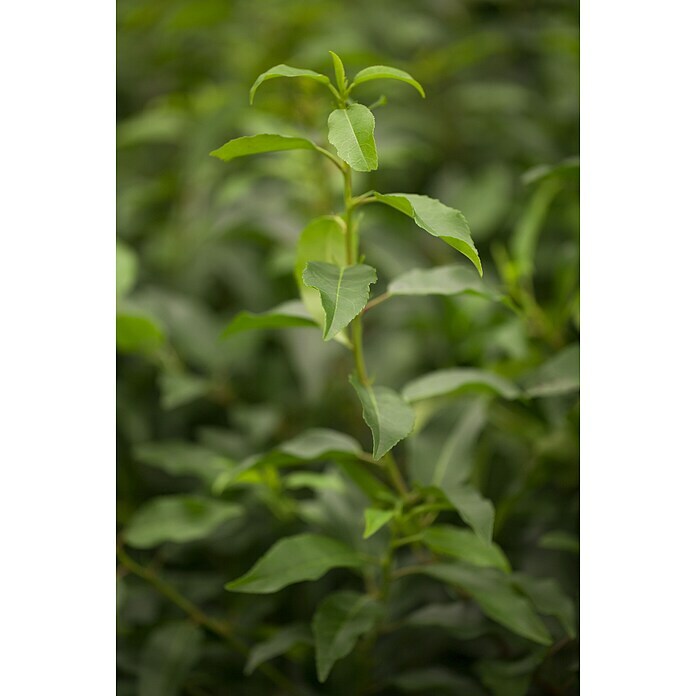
0 1 694 693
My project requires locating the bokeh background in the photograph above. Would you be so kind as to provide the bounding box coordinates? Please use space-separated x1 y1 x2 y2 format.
117 0 579 694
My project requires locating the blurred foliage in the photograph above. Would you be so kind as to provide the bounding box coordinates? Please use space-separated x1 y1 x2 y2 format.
117 0 579 694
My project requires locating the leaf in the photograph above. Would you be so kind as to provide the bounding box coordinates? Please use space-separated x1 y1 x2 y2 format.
442 485 495 544
249 64 331 104
419 563 552 645
124 495 243 549
404 602 487 641
390 668 486 695
158 372 209 410
423 525 510 572
338 461 397 504
137 621 203 696
538 530 580 554
116 240 138 299
388 265 498 300
428 399 489 487
116 313 165 354
221 300 318 337
225 533 362 594
402 368 520 403
134 441 236 486
363 508 395 538
329 51 347 91
294 216 349 342
210 133 319 161
285 471 346 492
475 652 546 696
327 103 378 172
244 624 313 675
247 428 364 469
303 261 377 340
350 375 415 460
374 193 482 275
351 65 425 98
312 591 382 682
523 343 580 398
512 573 577 638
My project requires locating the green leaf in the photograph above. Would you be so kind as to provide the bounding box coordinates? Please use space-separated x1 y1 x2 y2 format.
210 133 319 161
327 103 378 172
442 485 495 544
116 313 165 354
512 573 577 638
390 668 486 695
221 300 317 338
350 375 415 460
523 343 579 398
419 563 552 645
158 372 210 410
374 193 482 275
475 652 545 696
244 624 313 675
329 51 347 91
312 591 382 682
538 530 580 554
403 368 520 403
285 471 346 493
124 495 243 549
302 261 377 340
363 508 395 539
137 621 203 696
294 216 349 341
351 65 425 98
404 602 487 641
338 461 398 504
225 533 362 594
388 265 498 300
249 64 331 104
116 240 138 299
423 525 510 572
134 441 236 487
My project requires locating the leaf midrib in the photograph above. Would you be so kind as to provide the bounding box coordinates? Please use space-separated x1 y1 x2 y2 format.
326 265 345 337
338 108 369 170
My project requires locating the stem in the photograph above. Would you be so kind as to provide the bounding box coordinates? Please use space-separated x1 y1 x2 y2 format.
117 546 302 695
382 452 409 498
363 291 391 314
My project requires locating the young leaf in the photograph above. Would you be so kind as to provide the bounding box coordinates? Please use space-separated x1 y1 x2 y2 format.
374 193 482 275
116 240 137 299
523 343 580 398
351 65 425 98
402 368 520 403
135 441 236 487
388 265 497 300
404 602 487 641
124 495 243 549
158 372 210 410
294 216 349 342
249 64 331 104
210 134 318 161
419 563 552 646
329 51 347 92
512 573 577 638
137 621 203 696
363 508 395 538
244 624 313 675
338 461 398 504
312 591 382 682
475 652 546 696
225 533 362 594
442 485 495 544
302 261 377 340
221 300 317 337
423 525 510 572
538 530 580 554
116 313 165 355
350 375 415 460
327 103 378 172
